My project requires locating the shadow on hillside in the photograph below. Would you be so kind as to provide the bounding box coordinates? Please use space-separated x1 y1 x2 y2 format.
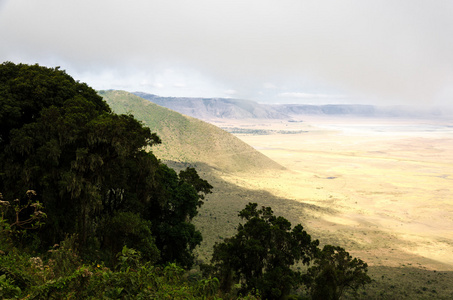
354 266 453 299
163 160 337 257
163 161 453 299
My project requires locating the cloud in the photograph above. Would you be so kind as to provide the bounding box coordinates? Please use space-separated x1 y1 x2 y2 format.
277 92 355 105
279 93 348 99
224 89 237 96
151 83 164 89
1 0 452 106
263 83 278 89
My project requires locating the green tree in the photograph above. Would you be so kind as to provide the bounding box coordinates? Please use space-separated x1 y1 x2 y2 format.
0 62 209 267
0 62 109 150
210 203 319 299
2 93 159 248
145 164 211 268
304 245 372 300
98 212 160 265
179 167 213 205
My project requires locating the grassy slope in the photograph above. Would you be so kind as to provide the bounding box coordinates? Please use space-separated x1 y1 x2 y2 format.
99 90 453 299
99 90 283 174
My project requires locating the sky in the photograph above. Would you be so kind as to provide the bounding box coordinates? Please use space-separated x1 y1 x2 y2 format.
1 0 453 107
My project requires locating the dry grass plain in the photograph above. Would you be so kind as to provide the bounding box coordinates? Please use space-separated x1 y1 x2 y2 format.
106 91 453 297
211 116 453 273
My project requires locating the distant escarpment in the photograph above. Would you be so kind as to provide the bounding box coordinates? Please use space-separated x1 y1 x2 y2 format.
133 92 447 120
133 92 288 120
99 90 284 173
271 104 377 116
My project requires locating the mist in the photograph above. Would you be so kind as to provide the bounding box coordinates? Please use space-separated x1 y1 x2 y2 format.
1 0 452 109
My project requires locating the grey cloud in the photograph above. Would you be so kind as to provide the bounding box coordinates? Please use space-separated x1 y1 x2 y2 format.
1 0 452 107
279 93 348 99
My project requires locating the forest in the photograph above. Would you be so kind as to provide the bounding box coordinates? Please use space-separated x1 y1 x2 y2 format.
0 62 370 299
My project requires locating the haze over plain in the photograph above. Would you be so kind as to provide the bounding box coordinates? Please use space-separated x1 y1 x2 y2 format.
1 0 453 109
100 90 453 273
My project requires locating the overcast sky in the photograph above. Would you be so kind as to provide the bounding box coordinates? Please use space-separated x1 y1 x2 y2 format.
1 0 453 107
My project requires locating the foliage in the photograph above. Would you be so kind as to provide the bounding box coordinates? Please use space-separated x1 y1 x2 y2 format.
116 245 143 272
0 62 209 268
0 62 110 150
208 203 372 300
0 245 228 299
0 190 46 250
0 249 34 298
304 245 372 300
144 164 212 268
46 234 82 280
0 274 22 299
210 202 319 299
99 212 160 265
0 190 46 231
179 167 213 203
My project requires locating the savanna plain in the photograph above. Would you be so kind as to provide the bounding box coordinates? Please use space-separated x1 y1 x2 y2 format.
197 116 453 298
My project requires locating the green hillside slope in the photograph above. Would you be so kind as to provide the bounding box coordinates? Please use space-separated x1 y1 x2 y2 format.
99 90 283 173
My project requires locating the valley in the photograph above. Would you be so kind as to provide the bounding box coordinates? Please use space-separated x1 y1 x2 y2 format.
212 116 453 271
104 90 453 271
103 90 453 297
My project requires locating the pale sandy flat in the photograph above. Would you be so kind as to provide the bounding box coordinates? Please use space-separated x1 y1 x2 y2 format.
213 116 453 270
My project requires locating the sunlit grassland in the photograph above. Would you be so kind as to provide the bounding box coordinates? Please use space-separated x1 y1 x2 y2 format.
103 90 453 298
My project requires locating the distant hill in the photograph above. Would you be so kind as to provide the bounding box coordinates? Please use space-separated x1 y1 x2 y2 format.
99 90 284 173
132 92 448 120
133 92 288 120
271 104 448 119
271 104 377 116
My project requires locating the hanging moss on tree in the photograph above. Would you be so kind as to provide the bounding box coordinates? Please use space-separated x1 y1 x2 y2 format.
0 62 211 268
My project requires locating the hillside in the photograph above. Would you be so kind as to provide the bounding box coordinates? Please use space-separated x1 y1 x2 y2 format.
99 90 284 173
98 90 453 299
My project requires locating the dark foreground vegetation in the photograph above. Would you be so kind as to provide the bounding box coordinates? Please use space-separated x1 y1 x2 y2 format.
0 62 370 299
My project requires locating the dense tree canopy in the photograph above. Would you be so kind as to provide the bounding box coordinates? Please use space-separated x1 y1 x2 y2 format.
0 62 210 268
210 203 320 299
0 62 109 149
304 245 372 300
209 203 371 299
